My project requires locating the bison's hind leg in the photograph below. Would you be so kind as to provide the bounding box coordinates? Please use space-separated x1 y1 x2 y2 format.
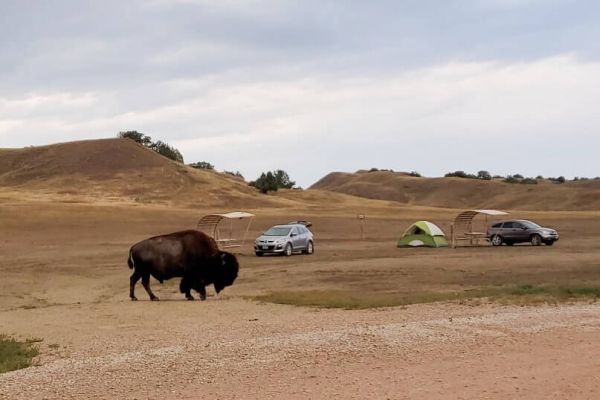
180 278 194 301
130 270 141 301
141 274 159 301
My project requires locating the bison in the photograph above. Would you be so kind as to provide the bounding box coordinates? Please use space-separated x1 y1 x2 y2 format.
127 230 239 301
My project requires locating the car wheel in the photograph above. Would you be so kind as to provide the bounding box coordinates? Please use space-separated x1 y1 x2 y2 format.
303 241 314 255
283 243 293 256
545 241 555 246
530 234 542 246
491 235 503 246
255 251 264 257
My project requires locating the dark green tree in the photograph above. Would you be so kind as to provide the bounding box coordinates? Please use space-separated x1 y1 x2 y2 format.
250 172 279 194
189 161 215 170
150 140 184 163
118 131 152 146
273 169 295 189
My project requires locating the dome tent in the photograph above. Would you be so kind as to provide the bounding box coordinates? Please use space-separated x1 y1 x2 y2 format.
397 221 448 248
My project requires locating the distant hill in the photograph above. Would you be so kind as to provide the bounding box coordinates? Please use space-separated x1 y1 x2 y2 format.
0 138 272 207
310 170 600 211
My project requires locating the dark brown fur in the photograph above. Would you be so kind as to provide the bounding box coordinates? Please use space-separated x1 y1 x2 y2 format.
127 230 239 301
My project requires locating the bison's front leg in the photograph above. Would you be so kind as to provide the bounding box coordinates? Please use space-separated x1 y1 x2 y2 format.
198 285 207 301
141 274 159 301
179 278 194 301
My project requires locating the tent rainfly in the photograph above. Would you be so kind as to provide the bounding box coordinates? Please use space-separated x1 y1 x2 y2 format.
196 211 255 249
397 221 448 248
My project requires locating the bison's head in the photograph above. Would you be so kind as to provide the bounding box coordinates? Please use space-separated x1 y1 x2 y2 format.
214 251 239 293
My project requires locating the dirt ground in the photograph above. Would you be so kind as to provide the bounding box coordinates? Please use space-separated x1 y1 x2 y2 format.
1 195 600 399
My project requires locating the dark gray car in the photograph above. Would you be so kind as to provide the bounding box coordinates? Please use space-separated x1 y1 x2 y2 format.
254 224 314 256
487 220 559 246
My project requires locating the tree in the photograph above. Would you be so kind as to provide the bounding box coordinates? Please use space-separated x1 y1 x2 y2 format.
118 131 183 163
150 140 184 163
118 131 152 147
273 169 295 189
189 161 214 170
250 172 278 194
477 170 492 180
249 170 295 193
557 176 566 184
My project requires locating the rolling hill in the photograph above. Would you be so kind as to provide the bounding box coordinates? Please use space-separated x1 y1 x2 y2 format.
310 170 600 211
0 138 275 207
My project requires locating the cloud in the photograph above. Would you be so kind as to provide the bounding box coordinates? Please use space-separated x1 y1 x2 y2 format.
1 1 599 185
2 54 598 185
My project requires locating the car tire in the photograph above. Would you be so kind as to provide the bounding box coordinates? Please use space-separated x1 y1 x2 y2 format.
530 234 542 246
283 243 293 257
491 235 503 246
303 241 314 255
545 241 555 246
255 251 264 257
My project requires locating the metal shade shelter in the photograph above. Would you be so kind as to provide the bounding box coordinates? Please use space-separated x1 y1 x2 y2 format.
196 211 255 249
451 209 509 247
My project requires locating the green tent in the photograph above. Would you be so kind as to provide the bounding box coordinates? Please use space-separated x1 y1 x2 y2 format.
397 221 448 248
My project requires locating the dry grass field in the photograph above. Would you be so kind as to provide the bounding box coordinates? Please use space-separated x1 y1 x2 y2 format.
312 170 600 211
1 140 600 399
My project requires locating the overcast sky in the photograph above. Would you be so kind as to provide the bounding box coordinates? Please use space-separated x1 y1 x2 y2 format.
1 0 599 186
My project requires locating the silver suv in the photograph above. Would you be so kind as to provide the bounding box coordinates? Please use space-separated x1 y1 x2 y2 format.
487 219 559 246
254 224 314 256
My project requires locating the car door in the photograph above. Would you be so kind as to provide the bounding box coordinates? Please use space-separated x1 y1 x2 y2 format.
290 227 303 249
512 222 529 241
501 221 516 240
299 226 310 249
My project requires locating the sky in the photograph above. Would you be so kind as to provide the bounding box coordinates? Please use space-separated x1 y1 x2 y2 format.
1 0 599 187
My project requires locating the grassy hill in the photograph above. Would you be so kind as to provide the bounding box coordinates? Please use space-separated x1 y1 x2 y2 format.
310 170 600 211
0 138 278 207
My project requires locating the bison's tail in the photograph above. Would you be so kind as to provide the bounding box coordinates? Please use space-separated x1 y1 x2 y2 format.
128 249 135 269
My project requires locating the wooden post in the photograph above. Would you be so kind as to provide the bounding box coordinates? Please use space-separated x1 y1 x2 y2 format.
451 223 455 248
357 214 366 240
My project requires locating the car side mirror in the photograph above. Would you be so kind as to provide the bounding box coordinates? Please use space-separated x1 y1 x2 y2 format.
290 233 297 237
522 227 528 230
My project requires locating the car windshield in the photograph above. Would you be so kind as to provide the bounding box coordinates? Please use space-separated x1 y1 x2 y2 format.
263 227 291 236
521 221 541 229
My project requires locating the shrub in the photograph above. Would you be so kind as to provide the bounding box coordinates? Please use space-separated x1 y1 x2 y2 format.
0 335 40 373
513 174 524 179
504 175 519 184
223 170 244 179
408 171 422 177
536 175 544 180
477 170 492 180
445 171 477 179
189 161 214 170
520 178 538 185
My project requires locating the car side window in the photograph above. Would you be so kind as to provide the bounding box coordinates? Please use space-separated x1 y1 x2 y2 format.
513 222 524 229
291 227 298 235
492 223 502 228
502 222 514 228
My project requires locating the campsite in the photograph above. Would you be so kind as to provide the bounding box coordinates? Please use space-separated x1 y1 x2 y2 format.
1 139 600 399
